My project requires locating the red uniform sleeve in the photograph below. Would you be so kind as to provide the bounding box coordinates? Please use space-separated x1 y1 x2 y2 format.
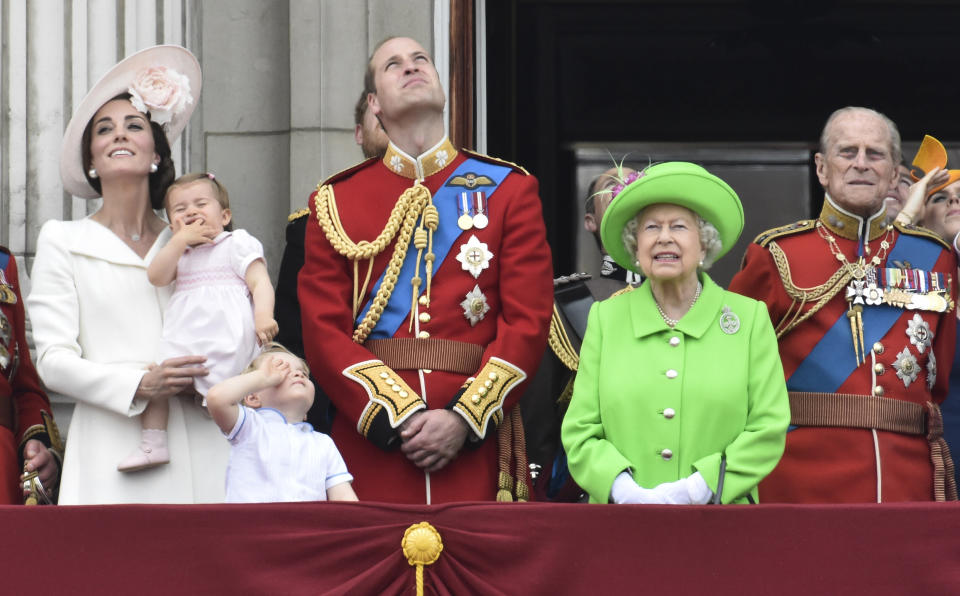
729 242 788 327
930 248 958 405
1 256 60 458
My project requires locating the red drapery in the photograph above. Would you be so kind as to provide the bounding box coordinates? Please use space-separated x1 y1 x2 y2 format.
4 501 959 594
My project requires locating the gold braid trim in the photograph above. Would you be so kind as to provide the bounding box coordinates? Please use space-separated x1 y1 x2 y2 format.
345 361 425 430
548 303 579 371
314 181 433 344
768 240 851 338
454 358 525 438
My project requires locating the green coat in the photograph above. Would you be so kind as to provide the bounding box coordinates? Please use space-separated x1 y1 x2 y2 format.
561 274 790 504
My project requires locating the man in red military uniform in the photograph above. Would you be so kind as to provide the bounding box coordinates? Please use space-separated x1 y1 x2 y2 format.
0 248 63 503
730 106 957 502
298 37 553 504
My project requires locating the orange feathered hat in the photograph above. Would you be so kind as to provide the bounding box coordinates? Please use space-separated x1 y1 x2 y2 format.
910 134 960 195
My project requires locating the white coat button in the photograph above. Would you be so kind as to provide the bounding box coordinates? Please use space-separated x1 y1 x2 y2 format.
663 408 676 419
660 449 673 461
666 369 678 379
669 337 680 347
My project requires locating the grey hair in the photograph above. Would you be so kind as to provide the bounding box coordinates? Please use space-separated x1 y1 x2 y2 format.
622 209 723 272
819 106 902 165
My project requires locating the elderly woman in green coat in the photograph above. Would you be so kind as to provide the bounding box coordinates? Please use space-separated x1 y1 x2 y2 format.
561 162 790 504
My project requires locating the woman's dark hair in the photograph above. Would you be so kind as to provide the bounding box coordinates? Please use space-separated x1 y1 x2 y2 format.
80 92 176 210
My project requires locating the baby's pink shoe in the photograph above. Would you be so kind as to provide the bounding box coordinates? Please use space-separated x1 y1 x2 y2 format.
117 429 170 472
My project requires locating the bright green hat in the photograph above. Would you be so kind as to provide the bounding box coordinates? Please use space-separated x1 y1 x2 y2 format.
600 161 744 274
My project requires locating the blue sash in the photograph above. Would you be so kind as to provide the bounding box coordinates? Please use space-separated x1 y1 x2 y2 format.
787 232 942 392
356 158 512 339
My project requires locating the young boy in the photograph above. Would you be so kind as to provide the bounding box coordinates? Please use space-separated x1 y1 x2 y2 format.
206 342 357 502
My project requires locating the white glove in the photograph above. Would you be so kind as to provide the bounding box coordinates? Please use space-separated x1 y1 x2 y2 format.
610 471 657 504
649 471 714 505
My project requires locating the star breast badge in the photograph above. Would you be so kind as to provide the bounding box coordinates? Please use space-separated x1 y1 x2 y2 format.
456 235 494 279
461 285 490 326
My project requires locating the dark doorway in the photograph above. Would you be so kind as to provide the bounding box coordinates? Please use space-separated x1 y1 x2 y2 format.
485 0 960 277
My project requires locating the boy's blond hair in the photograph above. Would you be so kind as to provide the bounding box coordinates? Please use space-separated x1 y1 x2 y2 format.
244 342 310 377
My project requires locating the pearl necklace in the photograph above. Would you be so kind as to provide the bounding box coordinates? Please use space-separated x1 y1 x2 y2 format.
655 282 702 327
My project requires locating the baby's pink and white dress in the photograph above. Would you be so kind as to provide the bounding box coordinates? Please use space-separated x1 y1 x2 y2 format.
157 229 264 396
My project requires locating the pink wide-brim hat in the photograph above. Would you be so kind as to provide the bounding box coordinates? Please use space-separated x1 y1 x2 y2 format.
60 44 201 199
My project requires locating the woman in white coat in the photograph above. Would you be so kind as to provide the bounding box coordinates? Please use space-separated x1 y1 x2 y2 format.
27 45 228 504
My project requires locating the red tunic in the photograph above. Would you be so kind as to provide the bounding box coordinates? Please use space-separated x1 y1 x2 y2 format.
299 140 553 503
0 250 62 503
729 198 957 502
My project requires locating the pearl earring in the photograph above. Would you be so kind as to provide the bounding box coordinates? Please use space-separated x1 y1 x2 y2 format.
699 260 704 267
634 259 641 268
150 163 158 173
88 168 98 179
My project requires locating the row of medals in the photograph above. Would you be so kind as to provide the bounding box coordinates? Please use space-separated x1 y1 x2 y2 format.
844 259 952 313
457 191 489 230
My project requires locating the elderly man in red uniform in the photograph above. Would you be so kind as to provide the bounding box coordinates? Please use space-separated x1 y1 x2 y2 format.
0 248 63 503
298 36 553 504
730 106 957 502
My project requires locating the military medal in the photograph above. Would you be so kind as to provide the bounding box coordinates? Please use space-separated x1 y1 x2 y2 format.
893 347 920 388
456 235 494 279
472 191 489 229
719 306 740 334
461 285 489 326
0 311 10 348
457 191 474 230
817 221 894 365
927 351 937 390
906 314 932 354
0 270 16 304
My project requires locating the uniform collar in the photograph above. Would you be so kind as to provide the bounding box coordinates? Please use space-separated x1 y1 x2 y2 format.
818 193 888 241
381 137 458 180
629 273 723 339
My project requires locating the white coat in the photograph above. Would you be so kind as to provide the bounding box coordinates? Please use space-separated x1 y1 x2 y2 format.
27 218 228 504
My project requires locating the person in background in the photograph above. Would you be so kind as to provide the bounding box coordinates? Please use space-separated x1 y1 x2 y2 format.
522 162 640 501
0 248 63 504
275 87 389 432
893 134 960 491
562 161 789 504
206 342 357 503
882 162 913 222
27 45 229 504
729 107 958 502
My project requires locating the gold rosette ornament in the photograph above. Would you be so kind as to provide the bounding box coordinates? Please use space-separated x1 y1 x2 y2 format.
402 522 443 596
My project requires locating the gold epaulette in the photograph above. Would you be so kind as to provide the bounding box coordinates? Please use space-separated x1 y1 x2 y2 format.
608 285 636 299
287 207 309 222
461 149 530 176
752 220 815 247
894 220 952 250
548 303 579 372
315 156 380 189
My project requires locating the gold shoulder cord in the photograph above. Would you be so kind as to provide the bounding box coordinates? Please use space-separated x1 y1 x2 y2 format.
548 303 579 371
768 240 852 338
314 181 436 344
